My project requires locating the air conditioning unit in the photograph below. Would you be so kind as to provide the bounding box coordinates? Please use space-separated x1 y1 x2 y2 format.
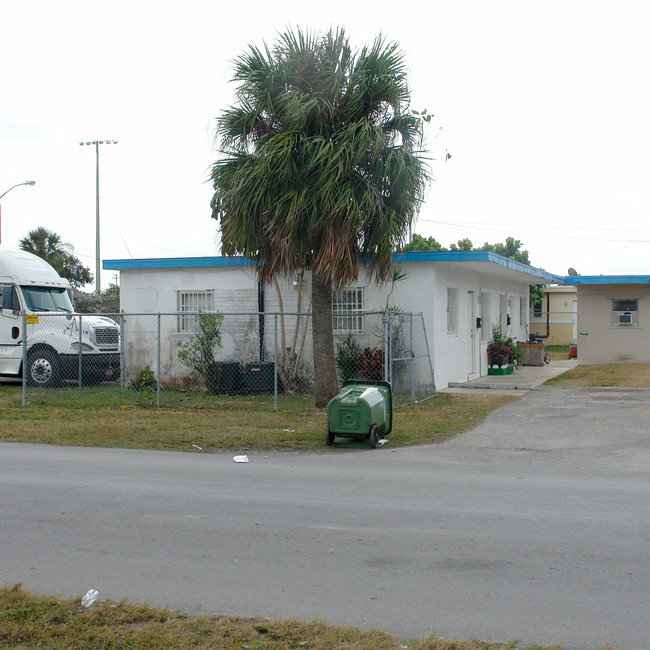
618 312 633 325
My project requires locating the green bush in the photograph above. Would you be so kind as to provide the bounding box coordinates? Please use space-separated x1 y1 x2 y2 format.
128 365 158 392
177 313 224 394
335 334 363 382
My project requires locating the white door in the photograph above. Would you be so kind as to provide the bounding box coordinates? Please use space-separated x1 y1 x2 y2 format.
0 284 24 375
468 291 479 379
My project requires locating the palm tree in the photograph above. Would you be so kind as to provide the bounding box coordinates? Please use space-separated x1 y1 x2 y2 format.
19 227 68 261
19 227 93 288
210 28 429 406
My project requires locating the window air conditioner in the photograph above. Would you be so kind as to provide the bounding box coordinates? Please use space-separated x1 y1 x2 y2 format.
618 312 633 325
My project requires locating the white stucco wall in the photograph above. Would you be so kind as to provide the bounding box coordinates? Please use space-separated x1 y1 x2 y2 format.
115 258 534 390
120 265 262 388
576 284 650 363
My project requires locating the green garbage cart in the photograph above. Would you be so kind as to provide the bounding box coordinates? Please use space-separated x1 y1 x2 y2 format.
326 380 392 448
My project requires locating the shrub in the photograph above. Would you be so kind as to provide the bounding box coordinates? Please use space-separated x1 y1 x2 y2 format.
335 334 363 382
487 325 522 368
177 313 224 394
356 347 384 380
128 365 158 392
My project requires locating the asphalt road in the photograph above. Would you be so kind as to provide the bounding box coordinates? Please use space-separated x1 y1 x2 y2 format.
1 386 649 649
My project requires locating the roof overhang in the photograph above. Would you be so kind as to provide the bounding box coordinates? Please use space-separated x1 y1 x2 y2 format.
395 251 563 285
104 250 564 285
104 256 252 270
567 275 650 285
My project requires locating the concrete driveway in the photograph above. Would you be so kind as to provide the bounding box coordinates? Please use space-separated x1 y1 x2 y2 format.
433 360 650 473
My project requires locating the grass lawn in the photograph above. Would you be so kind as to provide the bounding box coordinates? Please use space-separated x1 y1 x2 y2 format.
544 345 569 361
0 384 517 451
0 584 574 650
545 363 650 387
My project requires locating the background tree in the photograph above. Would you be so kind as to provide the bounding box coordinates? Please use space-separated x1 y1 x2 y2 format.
74 284 120 313
19 227 93 289
449 237 473 251
405 234 544 305
210 28 429 406
479 236 530 264
402 233 445 252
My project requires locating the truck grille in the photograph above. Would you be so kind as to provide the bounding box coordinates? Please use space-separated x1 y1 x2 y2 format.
95 327 119 348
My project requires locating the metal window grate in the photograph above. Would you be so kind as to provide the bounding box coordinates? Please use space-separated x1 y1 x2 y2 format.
177 290 214 332
333 288 364 333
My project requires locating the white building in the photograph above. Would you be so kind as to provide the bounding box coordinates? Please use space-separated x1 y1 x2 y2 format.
104 251 562 390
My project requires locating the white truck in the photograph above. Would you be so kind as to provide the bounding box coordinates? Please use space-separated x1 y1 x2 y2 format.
0 245 121 387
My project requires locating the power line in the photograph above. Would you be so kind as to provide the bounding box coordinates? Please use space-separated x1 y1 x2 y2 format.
416 218 650 244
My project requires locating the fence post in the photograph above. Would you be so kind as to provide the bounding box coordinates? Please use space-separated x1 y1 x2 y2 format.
409 312 416 403
420 312 437 397
273 312 278 411
22 311 27 406
157 313 161 408
119 313 125 391
78 314 83 396
383 310 390 383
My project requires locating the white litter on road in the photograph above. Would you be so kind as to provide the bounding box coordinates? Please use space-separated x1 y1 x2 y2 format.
233 455 249 463
81 589 99 608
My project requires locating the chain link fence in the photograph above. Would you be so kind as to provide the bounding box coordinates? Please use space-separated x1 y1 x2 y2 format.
20 310 435 408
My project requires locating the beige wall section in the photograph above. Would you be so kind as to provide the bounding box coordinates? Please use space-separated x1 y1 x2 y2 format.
530 285 577 345
576 284 650 363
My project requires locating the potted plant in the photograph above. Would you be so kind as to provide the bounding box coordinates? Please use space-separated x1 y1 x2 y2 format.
487 325 521 375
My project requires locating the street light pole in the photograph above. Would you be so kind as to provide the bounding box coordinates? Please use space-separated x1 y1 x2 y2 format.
79 139 118 294
0 180 36 245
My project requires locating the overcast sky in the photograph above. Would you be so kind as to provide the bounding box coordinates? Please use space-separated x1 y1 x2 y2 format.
2 0 649 290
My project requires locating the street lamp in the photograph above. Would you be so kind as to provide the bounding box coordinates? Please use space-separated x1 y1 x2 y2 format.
0 180 36 245
79 140 118 294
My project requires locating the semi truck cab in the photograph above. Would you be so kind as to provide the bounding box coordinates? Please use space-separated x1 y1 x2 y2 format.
0 246 121 387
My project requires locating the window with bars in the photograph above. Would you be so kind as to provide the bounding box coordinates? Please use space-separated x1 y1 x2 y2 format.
332 288 364 333
177 290 214 332
447 287 459 334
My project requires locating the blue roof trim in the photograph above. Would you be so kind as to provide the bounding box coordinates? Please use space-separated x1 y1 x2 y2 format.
104 250 562 283
104 256 253 270
566 275 650 285
395 250 563 283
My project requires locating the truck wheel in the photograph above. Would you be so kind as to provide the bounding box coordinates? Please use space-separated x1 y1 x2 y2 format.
27 349 61 388
369 425 379 449
325 425 335 446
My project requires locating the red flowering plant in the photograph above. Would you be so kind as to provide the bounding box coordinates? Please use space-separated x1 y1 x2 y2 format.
487 325 522 368
356 346 384 380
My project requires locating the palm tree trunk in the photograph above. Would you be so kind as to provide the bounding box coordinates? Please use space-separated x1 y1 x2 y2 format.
311 273 339 408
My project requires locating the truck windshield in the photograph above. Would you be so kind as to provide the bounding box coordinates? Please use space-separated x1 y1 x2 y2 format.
21 286 74 312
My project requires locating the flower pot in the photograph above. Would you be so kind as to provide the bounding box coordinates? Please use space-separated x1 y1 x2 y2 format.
488 365 514 375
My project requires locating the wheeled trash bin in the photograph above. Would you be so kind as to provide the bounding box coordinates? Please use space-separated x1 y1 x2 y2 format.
326 380 392 448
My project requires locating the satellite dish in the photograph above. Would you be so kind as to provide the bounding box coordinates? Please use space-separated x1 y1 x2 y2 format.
568 268 578 276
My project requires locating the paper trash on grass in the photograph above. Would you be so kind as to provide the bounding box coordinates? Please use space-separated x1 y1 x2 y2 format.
192 444 203 450
233 455 249 463
377 438 389 446
81 589 99 608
